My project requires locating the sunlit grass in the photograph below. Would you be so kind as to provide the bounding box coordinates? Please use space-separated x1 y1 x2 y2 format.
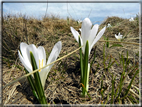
2 13 140 105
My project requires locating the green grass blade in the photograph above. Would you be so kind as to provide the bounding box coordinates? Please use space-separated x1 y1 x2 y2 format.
104 93 110 105
106 37 109 48
122 69 139 99
111 74 115 104
90 48 96 68
103 44 106 70
101 78 104 99
116 71 125 99
109 44 123 48
107 61 115 70
125 50 129 72
111 56 119 66
107 55 112 68
127 95 135 104
81 83 92 100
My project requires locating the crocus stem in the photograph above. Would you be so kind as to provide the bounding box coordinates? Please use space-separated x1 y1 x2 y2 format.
79 36 84 84
82 41 89 97
30 52 47 104
25 69 39 100
86 63 90 93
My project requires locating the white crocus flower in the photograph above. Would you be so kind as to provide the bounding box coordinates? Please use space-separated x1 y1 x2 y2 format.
107 23 112 28
78 19 82 24
115 32 123 41
129 17 134 21
70 18 106 55
18 41 62 88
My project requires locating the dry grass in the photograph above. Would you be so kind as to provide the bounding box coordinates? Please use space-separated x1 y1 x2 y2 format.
2 14 140 105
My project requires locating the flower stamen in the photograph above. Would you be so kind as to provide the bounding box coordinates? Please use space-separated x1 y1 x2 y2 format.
39 59 43 72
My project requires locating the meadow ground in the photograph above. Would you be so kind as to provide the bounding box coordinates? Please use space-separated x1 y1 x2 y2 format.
2 15 140 105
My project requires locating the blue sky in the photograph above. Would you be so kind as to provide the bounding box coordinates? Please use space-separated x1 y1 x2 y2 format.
2 1 140 24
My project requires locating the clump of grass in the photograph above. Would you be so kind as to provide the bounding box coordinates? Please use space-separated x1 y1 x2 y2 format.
2 13 80 65
102 16 124 26
100 16 139 41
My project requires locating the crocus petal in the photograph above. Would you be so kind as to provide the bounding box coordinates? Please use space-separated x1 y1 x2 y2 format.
20 42 31 65
27 44 39 68
18 50 32 73
118 32 120 36
90 26 106 53
39 41 62 88
115 34 118 39
107 24 111 28
79 37 84 53
89 24 99 50
129 17 134 21
70 27 80 43
115 33 123 40
37 46 46 66
70 27 83 47
39 67 49 88
118 35 123 40
47 41 62 65
81 18 92 47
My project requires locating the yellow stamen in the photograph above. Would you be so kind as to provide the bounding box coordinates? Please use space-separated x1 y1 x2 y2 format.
39 59 43 72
